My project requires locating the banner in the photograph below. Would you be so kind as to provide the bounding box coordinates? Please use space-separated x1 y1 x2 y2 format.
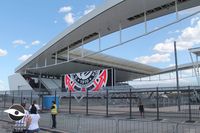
64 69 110 92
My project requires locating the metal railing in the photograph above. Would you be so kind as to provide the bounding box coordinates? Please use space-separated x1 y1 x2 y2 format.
1 86 200 122
38 113 200 133
1 108 200 133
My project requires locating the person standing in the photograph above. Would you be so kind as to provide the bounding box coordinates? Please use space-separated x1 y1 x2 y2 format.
51 101 57 129
27 104 40 133
23 97 27 107
138 99 144 118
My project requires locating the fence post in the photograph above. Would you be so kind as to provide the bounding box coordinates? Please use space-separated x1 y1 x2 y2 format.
12 91 14 105
86 88 88 115
156 87 161 120
55 90 57 103
129 88 132 119
106 88 109 117
41 94 43 110
76 116 80 133
30 91 33 105
186 86 195 123
175 123 178 133
116 119 119 133
21 91 23 104
69 90 71 114
4 91 6 108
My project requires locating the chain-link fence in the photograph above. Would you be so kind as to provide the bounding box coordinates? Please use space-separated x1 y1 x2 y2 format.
1 86 200 122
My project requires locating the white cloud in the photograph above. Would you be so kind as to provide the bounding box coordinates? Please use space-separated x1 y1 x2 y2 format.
54 20 58 24
31 40 40 45
168 30 180 34
0 49 7 56
12 39 26 46
154 19 200 53
64 13 75 25
25 45 30 49
84 5 95 15
190 17 199 25
18 54 32 62
168 64 175 67
59 6 72 13
135 53 170 64
23 40 40 48
181 69 193 77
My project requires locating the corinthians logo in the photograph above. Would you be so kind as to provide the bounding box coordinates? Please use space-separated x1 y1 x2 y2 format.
65 69 108 92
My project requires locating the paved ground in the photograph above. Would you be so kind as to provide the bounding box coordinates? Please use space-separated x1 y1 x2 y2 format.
0 121 12 133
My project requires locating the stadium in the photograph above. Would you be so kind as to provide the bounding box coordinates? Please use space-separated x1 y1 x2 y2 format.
8 0 200 92
2 0 200 132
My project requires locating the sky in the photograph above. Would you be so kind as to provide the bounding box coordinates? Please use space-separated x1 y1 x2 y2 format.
0 0 200 90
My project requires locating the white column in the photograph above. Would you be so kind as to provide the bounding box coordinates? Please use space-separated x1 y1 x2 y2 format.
196 55 199 76
45 58 47 67
119 23 122 43
81 39 84 57
175 0 179 20
98 32 101 51
55 52 58 64
67 45 69 61
144 12 147 33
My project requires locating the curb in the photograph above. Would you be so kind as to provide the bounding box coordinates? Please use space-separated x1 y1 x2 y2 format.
40 127 68 133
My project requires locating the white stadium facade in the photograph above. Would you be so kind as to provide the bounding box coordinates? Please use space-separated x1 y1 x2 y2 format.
8 0 200 94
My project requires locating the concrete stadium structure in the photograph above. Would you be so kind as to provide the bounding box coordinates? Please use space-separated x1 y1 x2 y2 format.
8 0 200 93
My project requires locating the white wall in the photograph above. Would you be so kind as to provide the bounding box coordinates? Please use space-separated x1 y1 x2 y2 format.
8 73 33 91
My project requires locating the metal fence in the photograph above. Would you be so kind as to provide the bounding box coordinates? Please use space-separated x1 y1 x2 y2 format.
38 113 200 133
1 108 200 133
1 86 200 122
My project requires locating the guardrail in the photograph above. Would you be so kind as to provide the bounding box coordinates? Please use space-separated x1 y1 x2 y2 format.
38 113 200 133
1 108 199 133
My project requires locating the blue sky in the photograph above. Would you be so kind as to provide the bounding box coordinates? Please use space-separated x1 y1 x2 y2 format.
0 0 200 90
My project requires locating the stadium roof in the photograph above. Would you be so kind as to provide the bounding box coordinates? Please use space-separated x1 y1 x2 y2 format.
26 48 160 82
159 62 199 74
15 0 200 82
189 47 200 56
